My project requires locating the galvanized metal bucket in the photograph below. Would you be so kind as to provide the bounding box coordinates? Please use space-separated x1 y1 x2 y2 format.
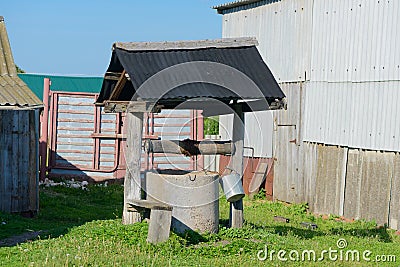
220 172 245 202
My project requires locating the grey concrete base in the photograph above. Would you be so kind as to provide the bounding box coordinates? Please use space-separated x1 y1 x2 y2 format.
146 170 220 234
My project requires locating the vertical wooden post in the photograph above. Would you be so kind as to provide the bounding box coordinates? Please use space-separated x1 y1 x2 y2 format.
196 110 205 170
123 112 144 224
39 78 50 181
229 103 244 228
143 113 150 171
147 209 173 244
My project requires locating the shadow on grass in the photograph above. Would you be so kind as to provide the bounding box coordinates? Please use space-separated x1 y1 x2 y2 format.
245 221 323 239
329 226 392 243
243 221 393 243
222 219 322 240
0 184 124 246
176 230 208 245
219 219 229 228
272 225 320 239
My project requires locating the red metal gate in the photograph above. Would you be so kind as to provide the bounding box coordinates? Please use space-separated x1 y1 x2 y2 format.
40 79 203 182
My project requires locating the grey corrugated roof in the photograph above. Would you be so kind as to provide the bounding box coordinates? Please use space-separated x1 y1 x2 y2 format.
213 0 266 14
0 16 42 108
97 38 285 110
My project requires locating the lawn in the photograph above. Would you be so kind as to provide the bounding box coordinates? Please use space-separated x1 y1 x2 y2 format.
0 184 399 266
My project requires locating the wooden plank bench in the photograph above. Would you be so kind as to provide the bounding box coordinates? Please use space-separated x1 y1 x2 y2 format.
248 162 269 199
127 200 173 244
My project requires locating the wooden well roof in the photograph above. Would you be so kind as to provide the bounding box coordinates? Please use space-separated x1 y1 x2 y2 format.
96 38 285 112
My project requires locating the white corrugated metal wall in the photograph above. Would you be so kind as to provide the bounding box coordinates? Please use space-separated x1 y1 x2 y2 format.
220 0 313 157
222 0 313 82
222 0 400 153
304 81 400 151
303 0 400 151
219 0 400 228
310 0 400 83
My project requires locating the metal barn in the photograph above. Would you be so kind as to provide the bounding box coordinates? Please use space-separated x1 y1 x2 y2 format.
0 17 43 214
215 0 400 229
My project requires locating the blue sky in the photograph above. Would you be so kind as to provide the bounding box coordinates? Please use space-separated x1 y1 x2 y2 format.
2 0 229 76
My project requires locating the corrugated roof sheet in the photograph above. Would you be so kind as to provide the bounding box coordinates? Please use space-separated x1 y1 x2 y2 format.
97 38 285 109
0 16 42 108
18 74 103 100
213 0 269 14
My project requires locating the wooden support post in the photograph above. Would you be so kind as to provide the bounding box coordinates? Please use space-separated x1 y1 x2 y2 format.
147 209 173 244
39 78 50 181
127 200 173 244
123 112 144 224
229 103 244 228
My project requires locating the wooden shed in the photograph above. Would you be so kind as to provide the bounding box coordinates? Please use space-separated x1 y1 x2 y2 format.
0 16 43 215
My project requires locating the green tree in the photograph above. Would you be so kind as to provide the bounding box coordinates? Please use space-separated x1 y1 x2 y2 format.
204 116 219 135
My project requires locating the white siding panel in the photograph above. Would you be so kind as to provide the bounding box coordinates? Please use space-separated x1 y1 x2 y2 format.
219 82 301 158
219 113 233 142
244 111 273 157
219 111 273 158
222 0 313 83
304 81 400 152
311 0 400 82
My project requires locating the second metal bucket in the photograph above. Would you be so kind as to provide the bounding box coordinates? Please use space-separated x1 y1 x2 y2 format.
220 172 245 202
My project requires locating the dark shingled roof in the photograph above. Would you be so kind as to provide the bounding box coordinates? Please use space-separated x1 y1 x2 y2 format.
96 38 285 110
213 0 267 14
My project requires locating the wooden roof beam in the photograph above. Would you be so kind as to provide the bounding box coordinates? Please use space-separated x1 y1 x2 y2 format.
108 70 128 101
104 71 131 81
103 100 161 113
114 37 258 51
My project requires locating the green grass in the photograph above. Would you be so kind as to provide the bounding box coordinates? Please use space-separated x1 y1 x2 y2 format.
0 184 399 266
0 185 123 240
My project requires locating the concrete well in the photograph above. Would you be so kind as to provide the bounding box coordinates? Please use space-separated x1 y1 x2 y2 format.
146 170 219 234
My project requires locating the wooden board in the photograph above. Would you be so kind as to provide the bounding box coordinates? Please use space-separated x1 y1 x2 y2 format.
103 101 159 113
146 139 233 156
122 112 143 225
114 37 258 51
127 200 172 211
0 109 39 213
229 104 244 228
248 162 269 198
147 209 172 244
